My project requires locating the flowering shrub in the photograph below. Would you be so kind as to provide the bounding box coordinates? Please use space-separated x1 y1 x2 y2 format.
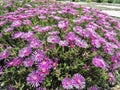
0 0 120 89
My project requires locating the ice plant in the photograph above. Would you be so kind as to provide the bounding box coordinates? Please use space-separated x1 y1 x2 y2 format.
62 78 73 89
27 71 44 87
92 56 107 70
18 47 32 57
0 49 10 61
0 0 120 89
72 73 85 89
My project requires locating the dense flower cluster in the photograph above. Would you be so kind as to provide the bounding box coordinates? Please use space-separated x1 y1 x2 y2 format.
0 0 120 89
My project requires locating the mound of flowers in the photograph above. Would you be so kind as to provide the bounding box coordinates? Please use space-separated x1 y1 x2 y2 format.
0 0 120 89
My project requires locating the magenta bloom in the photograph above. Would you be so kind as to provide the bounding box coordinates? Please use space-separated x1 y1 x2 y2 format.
37 59 52 69
27 71 44 87
12 32 24 39
22 31 34 41
91 39 101 48
23 58 34 67
32 50 45 62
108 72 115 85
37 66 49 76
18 47 32 57
58 20 69 30
29 38 42 48
65 32 76 43
23 20 32 26
48 31 60 35
4 27 14 32
11 20 22 27
12 57 23 66
88 86 99 90
47 35 61 44
0 49 10 60
62 78 73 89
6 60 14 67
59 40 69 46
75 39 88 48
92 56 107 70
72 73 85 89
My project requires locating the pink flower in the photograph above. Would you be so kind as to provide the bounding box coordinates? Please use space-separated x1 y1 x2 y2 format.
92 56 107 70
72 73 85 89
23 58 34 67
47 35 61 44
58 20 69 30
0 49 10 61
11 20 22 27
62 78 73 89
18 47 32 57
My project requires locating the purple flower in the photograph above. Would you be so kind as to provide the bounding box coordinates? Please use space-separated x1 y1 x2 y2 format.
111 55 118 64
32 50 45 62
22 31 34 41
92 56 107 70
29 38 42 48
73 26 84 36
33 26 52 32
27 71 44 87
58 20 69 30
37 58 53 69
18 47 32 57
23 58 34 67
72 73 85 89
75 39 88 48
37 65 50 76
12 32 24 39
65 32 76 43
12 57 23 66
0 21 6 26
59 40 69 46
11 20 22 27
91 39 101 48
62 78 73 89
88 86 99 90
23 20 32 26
116 52 120 59
48 31 60 35
6 60 14 67
108 72 115 85
4 27 14 32
0 49 10 61
47 35 61 44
